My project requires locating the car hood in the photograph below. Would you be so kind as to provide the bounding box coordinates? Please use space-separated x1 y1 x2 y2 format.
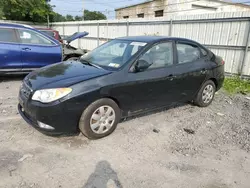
65 32 89 43
25 61 111 90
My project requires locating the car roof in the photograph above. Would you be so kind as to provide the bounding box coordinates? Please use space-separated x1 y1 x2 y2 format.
116 36 199 44
0 22 60 44
0 22 34 29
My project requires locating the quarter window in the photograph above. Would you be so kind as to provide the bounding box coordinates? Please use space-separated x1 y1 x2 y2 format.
0 28 17 43
18 29 54 45
139 42 173 70
39 30 55 38
201 48 208 56
177 43 200 64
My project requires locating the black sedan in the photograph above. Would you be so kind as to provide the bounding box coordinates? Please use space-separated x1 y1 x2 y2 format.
18 36 224 139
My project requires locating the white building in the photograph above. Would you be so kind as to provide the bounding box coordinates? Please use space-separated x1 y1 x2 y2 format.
115 0 250 19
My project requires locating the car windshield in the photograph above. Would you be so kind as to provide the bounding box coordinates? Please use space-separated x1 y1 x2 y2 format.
80 39 147 70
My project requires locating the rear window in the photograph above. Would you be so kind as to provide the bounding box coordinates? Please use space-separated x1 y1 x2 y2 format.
40 30 55 38
0 28 17 43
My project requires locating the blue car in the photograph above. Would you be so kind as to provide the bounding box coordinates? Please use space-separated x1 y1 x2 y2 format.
0 23 62 75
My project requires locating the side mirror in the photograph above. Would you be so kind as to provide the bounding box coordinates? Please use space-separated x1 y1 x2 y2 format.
135 59 151 72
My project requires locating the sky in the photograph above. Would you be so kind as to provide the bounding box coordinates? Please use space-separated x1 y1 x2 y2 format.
49 0 249 19
50 0 146 19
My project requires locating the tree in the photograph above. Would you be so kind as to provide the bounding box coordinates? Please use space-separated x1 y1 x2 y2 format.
1 0 54 22
65 14 74 21
84 10 106 21
52 13 67 22
75 15 82 21
0 0 107 23
0 6 4 19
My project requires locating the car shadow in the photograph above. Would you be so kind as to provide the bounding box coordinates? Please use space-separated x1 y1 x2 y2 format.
41 102 195 138
0 75 25 82
82 160 123 188
121 102 195 123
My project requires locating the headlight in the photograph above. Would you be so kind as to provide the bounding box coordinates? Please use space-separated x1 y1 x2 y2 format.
32 88 72 103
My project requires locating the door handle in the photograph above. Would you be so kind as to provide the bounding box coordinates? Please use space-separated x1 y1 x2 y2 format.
200 69 207 74
22 47 31 51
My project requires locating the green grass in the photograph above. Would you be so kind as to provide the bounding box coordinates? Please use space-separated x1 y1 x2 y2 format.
223 77 250 94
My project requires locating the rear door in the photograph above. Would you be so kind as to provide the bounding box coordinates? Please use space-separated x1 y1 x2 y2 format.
173 41 211 101
0 27 21 70
16 29 62 70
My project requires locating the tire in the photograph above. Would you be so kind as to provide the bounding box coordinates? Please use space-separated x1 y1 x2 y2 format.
194 80 216 107
79 98 121 139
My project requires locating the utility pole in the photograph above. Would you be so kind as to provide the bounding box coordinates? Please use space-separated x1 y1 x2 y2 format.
106 9 109 41
82 0 84 21
47 14 50 28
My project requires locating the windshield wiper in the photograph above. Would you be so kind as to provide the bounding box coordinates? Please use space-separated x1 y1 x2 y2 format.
81 59 103 69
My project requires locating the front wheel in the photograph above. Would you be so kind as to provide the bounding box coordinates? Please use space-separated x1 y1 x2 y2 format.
194 80 216 107
79 98 121 139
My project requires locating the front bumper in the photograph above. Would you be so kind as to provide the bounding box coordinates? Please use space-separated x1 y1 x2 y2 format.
18 94 83 136
18 104 61 136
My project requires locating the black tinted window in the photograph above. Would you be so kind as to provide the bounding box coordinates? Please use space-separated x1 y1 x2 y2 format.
0 28 17 43
177 43 200 64
40 30 55 38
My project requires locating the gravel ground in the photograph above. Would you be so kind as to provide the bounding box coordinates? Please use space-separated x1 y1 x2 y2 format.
0 77 250 188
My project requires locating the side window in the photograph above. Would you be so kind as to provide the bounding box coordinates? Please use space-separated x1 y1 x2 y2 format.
18 29 54 45
0 28 17 43
177 43 200 64
139 42 173 70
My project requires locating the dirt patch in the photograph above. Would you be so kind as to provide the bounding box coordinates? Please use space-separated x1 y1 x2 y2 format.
0 79 250 188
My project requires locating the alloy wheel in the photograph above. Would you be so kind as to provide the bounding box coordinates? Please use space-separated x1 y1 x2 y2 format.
90 105 116 134
202 84 214 104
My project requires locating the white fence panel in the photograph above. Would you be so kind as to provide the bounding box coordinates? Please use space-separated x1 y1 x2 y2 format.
80 25 98 37
51 11 250 76
243 52 250 75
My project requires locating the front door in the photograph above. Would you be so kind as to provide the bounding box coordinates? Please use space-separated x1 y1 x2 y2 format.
0 28 21 70
16 29 62 70
113 41 182 114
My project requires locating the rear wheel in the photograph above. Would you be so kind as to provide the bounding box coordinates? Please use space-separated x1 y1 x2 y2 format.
79 98 121 139
194 80 216 107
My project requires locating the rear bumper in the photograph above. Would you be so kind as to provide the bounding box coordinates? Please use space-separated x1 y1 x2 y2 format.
216 73 224 91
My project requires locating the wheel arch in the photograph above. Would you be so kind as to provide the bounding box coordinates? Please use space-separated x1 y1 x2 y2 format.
103 96 121 109
208 78 218 90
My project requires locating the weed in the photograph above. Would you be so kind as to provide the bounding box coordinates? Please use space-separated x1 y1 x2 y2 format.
223 77 250 94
